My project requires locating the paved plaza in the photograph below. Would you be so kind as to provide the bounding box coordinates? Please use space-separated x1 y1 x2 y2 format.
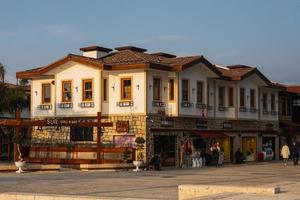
1 162 300 199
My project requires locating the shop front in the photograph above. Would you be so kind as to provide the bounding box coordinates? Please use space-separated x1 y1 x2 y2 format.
242 136 257 161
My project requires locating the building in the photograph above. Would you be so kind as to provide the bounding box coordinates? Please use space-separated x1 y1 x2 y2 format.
16 45 282 166
279 85 300 146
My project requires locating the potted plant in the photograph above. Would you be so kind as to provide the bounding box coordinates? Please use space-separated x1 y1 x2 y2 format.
122 148 132 163
133 137 145 172
12 129 26 173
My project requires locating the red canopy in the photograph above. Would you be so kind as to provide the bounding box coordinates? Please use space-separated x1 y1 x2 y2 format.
191 131 228 138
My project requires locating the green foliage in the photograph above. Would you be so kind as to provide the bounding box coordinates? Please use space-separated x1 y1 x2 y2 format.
0 63 28 114
135 137 145 161
12 131 25 144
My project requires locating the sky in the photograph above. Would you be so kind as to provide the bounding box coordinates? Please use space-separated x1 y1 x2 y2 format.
0 0 299 84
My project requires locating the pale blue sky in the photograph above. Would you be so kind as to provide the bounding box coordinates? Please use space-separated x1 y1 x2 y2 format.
0 0 299 84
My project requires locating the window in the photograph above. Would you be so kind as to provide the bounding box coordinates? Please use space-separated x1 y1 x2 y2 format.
287 97 292 116
103 78 108 101
82 79 93 101
42 83 51 103
240 88 245 107
121 78 132 100
228 87 234 107
168 79 175 101
197 81 203 103
218 86 225 106
153 77 161 101
271 94 275 111
62 81 72 102
263 93 268 110
70 126 93 141
250 89 256 108
281 96 287 116
182 79 189 102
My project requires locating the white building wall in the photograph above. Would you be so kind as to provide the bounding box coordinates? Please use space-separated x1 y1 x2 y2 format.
102 69 146 115
31 78 55 118
237 76 260 120
147 69 177 116
178 64 216 117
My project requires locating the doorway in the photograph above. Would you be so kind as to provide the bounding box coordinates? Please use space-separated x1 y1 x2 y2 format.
154 135 176 166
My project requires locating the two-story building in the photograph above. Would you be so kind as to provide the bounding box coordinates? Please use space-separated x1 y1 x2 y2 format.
16 45 282 166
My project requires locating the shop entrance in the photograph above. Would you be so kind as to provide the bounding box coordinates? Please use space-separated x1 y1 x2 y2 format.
242 137 257 161
262 137 276 160
154 135 176 166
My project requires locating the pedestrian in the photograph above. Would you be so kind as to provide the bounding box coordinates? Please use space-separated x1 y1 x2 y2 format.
281 143 290 166
291 141 299 165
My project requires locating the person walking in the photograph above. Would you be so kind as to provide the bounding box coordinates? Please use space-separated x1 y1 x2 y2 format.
281 143 290 166
291 142 299 165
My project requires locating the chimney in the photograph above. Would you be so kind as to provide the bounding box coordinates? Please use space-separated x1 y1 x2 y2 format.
80 45 113 59
115 46 147 52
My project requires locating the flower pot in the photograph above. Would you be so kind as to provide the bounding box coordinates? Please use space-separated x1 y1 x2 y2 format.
133 160 143 172
14 161 26 173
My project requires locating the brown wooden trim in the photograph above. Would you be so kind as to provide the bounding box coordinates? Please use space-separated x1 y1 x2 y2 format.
168 78 175 102
82 78 94 102
150 128 279 134
62 80 72 102
196 81 204 103
153 76 161 101
41 83 51 104
120 77 133 101
181 78 190 102
16 54 104 79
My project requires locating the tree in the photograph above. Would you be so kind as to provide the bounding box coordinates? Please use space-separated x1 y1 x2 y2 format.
0 63 28 114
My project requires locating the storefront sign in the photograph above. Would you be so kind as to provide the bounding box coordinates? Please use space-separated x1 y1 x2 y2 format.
266 123 274 130
196 119 208 129
223 122 232 129
116 121 129 133
113 135 135 147
161 119 174 127
46 118 94 126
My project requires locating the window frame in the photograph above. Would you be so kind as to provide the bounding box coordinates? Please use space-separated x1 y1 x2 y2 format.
271 94 276 111
120 77 133 101
153 77 161 101
240 87 245 107
263 93 268 110
62 80 72 103
218 86 225 106
228 87 234 107
181 79 190 102
103 78 108 102
82 79 93 102
41 83 51 104
250 89 256 108
196 81 204 104
168 78 175 102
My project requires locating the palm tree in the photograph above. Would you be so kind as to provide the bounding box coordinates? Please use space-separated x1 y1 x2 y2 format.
0 62 5 83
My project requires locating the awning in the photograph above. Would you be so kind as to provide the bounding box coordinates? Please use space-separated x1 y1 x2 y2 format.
191 131 228 138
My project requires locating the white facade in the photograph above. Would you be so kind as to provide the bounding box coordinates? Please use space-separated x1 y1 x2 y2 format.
29 60 279 121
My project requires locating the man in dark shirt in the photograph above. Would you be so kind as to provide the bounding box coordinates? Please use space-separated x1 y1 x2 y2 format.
291 141 299 165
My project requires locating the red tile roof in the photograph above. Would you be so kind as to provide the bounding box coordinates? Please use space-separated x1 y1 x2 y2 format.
287 86 300 94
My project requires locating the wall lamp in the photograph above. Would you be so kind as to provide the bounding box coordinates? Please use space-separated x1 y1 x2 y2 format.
136 85 140 90
149 84 152 90
34 91 38 96
192 88 196 94
74 86 78 92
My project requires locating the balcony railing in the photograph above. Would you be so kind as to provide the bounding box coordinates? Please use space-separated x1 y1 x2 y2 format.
196 103 207 109
239 107 247 112
79 102 94 108
117 101 134 107
249 108 258 113
152 101 166 107
262 110 269 115
270 110 278 115
181 102 193 108
218 106 227 112
58 102 73 109
38 104 52 110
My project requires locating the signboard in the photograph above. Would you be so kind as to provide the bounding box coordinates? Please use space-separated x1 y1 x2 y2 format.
46 118 94 126
223 122 232 129
113 135 135 147
116 121 129 133
196 119 208 129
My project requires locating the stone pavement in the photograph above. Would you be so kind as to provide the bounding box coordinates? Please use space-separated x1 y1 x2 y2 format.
1 161 300 199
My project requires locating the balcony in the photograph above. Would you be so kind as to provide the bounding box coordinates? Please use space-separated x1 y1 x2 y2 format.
79 102 94 108
181 102 193 108
58 102 73 109
152 101 166 107
262 110 270 115
218 106 227 112
117 101 134 107
196 103 207 109
249 108 258 113
239 107 247 112
38 104 52 110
